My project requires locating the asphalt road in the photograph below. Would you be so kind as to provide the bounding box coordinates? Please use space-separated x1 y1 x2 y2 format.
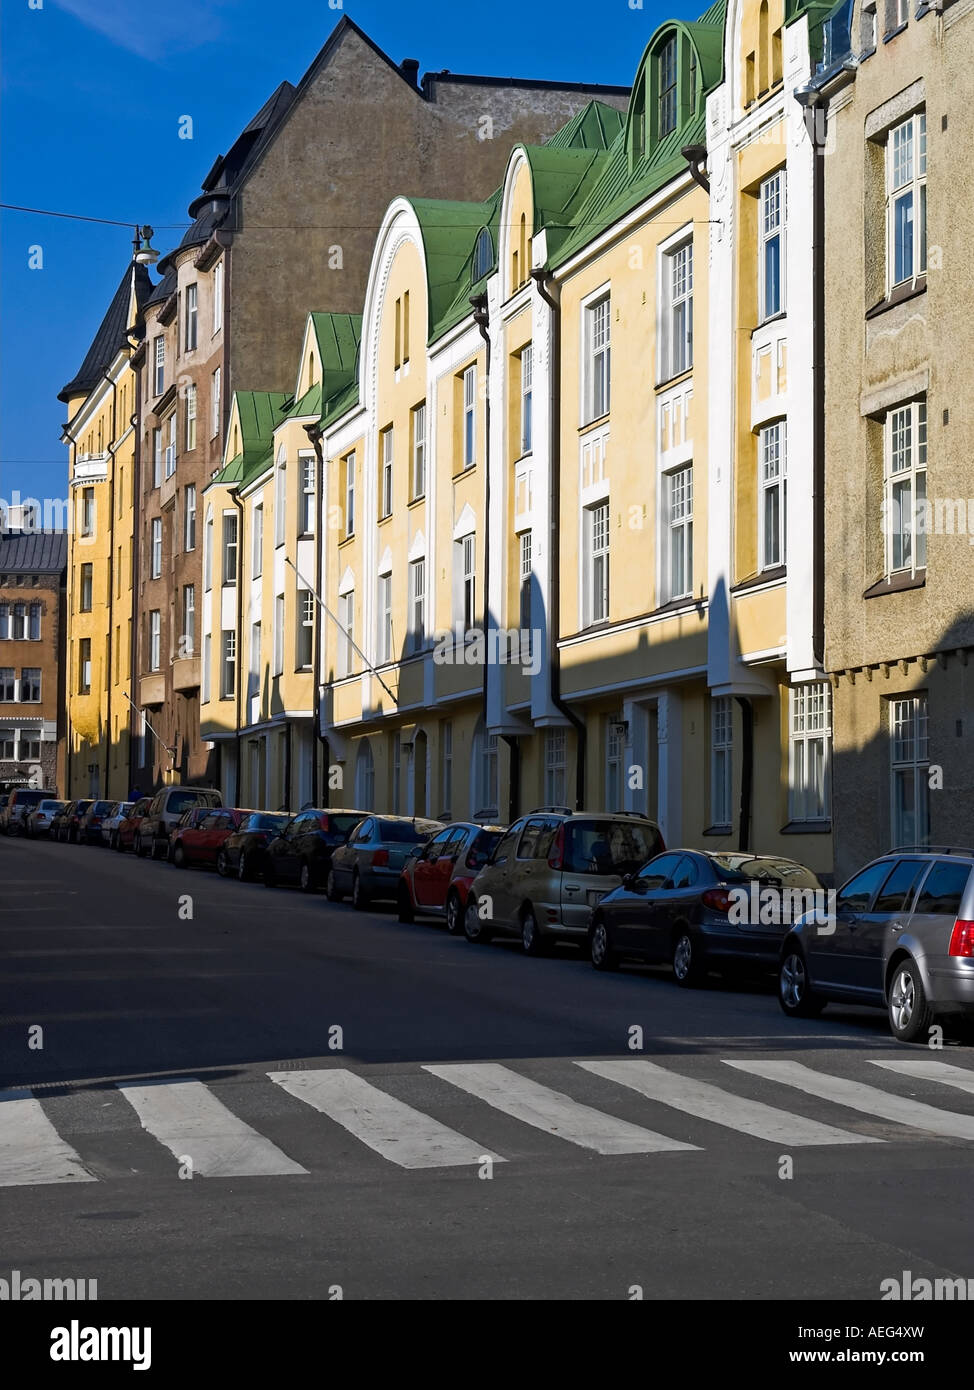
2 832 973 1301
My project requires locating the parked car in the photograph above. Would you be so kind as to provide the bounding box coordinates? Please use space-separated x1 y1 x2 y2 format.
0 794 9 821
264 808 369 892
217 811 289 881
779 847 974 1041
78 799 117 846
115 797 151 852
49 801 75 840
26 799 66 837
588 849 824 985
2 788 50 835
397 821 506 932
327 815 445 907
463 809 665 955
169 807 251 869
56 799 93 843
136 786 223 859
101 802 135 848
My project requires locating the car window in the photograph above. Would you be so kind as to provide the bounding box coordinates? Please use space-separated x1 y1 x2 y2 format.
710 856 822 889
489 824 521 864
445 826 470 853
516 818 547 859
670 856 699 890
913 861 972 916
534 819 559 859
379 821 436 843
327 814 365 836
565 820 663 876
354 820 373 842
636 853 684 890
873 860 926 914
835 861 892 913
200 812 224 830
421 828 453 861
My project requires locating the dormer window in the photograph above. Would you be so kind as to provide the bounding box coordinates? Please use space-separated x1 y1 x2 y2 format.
631 82 646 167
658 37 678 137
473 227 494 282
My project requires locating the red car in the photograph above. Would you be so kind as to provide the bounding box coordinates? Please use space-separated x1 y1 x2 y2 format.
116 797 152 852
397 821 506 933
169 807 252 868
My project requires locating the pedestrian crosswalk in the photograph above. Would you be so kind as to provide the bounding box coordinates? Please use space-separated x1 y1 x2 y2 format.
3 1054 974 1188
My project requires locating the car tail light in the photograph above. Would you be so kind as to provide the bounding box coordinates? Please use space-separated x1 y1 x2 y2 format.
373 848 389 867
702 888 733 913
547 826 565 870
948 919 974 957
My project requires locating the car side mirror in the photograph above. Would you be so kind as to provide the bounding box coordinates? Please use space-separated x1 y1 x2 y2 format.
661 879 674 891
621 872 634 889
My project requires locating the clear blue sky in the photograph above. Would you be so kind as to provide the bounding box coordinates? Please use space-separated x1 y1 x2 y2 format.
0 0 698 507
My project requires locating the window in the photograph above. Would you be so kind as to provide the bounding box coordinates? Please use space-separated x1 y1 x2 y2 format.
273 595 285 676
184 484 196 551
222 513 238 585
890 694 929 848
914 861 971 917
661 240 693 380
378 429 393 519
12 603 27 640
344 452 356 537
19 729 41 761
150 518 162 579
81 487 95 537
789 683 831 822
759 171 786 320
711 696 733 828
300 455 316 534
296 588 314 669
606 716 624 811
463 366 476 468
545 728 567 806
338 590 354 678
885 400 926 575
221 630 236 698
411 403 426 500
252 504 263 577
893 0 909 29
275 452 286 545
585 502 610 625
377 574 393 664
441 720 453 816
585 294 611 422
202 633 211 703
150 428 161 489
204 514 213 591
147 611 160 673
184 383 197 451
519 530 532 635
658 35 678 137
475 723 498 814
185 284 198 351
759 421 787 569
182 585 195 656
0 668 14 700
80 563 93 612
249 622 261 698
0 606 7 640
887 113 927 291
154 337 165 396
520 345 533 455
473 227 494 281
211 367 221 438
164 413 176 478
212 260 224 333
355 741 375 808
664 466 693 602
873 859 925 913
861 1 877 50
456 534 476 632
0 733 13 759
409 558 425 653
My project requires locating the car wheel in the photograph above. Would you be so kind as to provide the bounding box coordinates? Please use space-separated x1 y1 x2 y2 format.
173 842 186 868
590 917 619 971
778 946 825 1018
299 861 317 894
326 869 342 902
216 848 229 878
352 872 369 911
397 883 415 923
445 891 463 936
888 958 934 1043
521 906 548 957
672 928 706 987
463 896 492 944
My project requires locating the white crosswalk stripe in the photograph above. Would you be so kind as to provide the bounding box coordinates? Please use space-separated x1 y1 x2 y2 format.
725 1060 974 1141
871 1059 974 1096
577 1060 881 1147
0 1090 96 1187
117 1079 308 1178
424 1062 699 1154
269 1069 501 1170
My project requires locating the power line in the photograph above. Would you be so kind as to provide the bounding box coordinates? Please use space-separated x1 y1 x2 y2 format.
0 203 189 229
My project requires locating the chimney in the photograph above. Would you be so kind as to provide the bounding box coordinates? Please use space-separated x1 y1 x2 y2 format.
400 58 420 87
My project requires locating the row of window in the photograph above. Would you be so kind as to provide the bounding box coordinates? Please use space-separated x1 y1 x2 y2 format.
0 729 44 761
149 263 223 399
0 668 42 701
0 602 42 641
149 370 220 488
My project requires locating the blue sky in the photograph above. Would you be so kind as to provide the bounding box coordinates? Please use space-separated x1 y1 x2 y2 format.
0 0 699 506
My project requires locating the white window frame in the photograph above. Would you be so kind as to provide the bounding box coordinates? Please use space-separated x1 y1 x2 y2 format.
660 237 693 382
150 518 162 579
164 412 176 479
584 501 610 626
296 588 314 670
583 290 611 424
152 429 162 489
182 585 196 656
273 595 285 676
663 464 693 602
221 629 236 699
886 113 926 292
344 451 356 537
884 399 927 577
338 589 355 678
204 513 213 592
409 557 426 654
545 728 568 806
18 728 41 761
149 611 161 673
711 696 733 829
212 260 224 334
211 367 221 438
202 633 211 703
252 503 263 578
300 454 316 534
890 694 930 849
605 715 624 811
380 429 394 519
377 573 393 664
222 512 238 586
28 602 41 640
519 530 533 636
184 383 197 452
412 403 427 500
154 336 165 396
274 448 286 547
457 533 476 633
788 684 831 823
758 421 787 570
185 284 198 352
520 345 533 456
21 667 42 702
658 34 678 138
759 170 786 322
441 720 453 816
463 366 476 468
184 484 197 552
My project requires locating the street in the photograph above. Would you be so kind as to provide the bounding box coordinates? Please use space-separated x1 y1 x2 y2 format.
2 833 973 1302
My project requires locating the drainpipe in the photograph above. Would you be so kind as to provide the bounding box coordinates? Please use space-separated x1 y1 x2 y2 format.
681 143 710 194
284 720 293 814
305 420 325 807
62 422 79 798
102 368 119 799
129 365 143 798
531 268 586 811
230 487 244 804
735 695 753 852
470 293 495 808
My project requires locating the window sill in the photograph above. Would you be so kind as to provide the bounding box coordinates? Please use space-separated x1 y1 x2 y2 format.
751 310 787 337
338 533 355 547
731 565 787 594
655 366 693 393
578 414 610 435
780 820 832 835
866 278 926 319
650 595 704 619
407 494 426 509
377 514 393 526
703 824 732 837
883 21 908 42
453 464 477 479
863 569 926 599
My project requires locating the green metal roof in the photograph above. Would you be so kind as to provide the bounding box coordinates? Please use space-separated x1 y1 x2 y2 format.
216 390 288 487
